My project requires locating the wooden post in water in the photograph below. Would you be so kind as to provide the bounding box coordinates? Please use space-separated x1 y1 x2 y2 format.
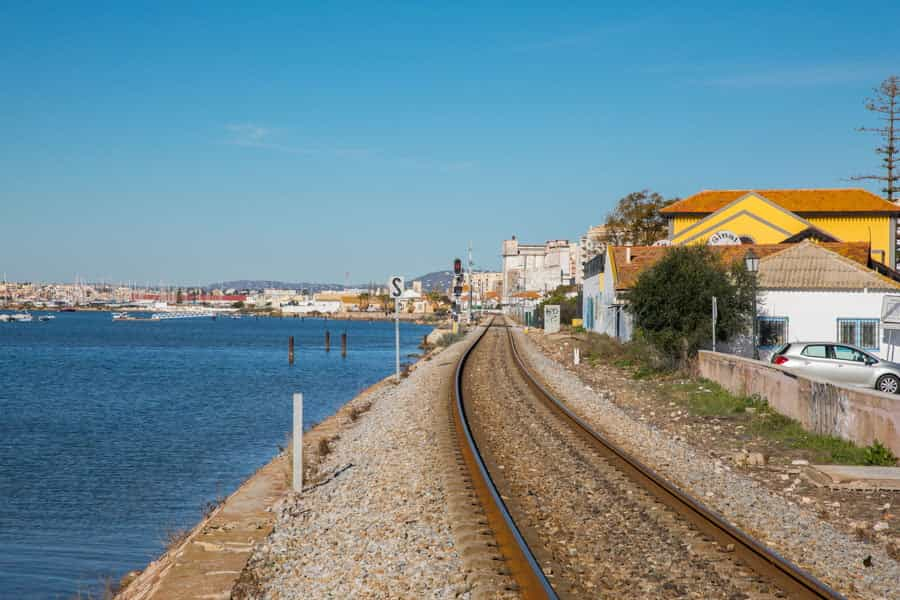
341 332 347 357
292 393 303 492
289 335 295 365
325 330 331 352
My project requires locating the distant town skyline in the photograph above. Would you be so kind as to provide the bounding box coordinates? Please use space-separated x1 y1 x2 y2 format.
3 3 899 284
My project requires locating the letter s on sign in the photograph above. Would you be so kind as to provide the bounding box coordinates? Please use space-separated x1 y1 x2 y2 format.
388 275 405 298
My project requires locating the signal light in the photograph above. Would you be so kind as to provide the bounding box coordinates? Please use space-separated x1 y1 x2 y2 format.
453 258 462 275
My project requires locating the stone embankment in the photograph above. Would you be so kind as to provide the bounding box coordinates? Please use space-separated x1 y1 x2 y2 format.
520 328 899 599
234 334 474 598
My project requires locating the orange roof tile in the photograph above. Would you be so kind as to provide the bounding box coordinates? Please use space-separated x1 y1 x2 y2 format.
660 189 900 214
612 242 871 290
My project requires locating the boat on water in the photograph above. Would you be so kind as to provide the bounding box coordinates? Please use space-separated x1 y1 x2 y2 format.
112 312 155 322
0 314 9 323
38 315 55 322
150 311 217 321
10 313 33 323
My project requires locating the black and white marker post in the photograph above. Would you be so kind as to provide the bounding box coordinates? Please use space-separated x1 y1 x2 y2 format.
389 274 404 382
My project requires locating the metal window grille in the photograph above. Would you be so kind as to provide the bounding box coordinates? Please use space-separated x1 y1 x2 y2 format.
757 316 788 348
836 318 879 350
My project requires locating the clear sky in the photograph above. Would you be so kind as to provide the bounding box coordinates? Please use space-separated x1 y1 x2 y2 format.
2 2 898 285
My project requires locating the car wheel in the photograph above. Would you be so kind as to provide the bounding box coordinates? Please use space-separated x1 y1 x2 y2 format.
876 374 900 394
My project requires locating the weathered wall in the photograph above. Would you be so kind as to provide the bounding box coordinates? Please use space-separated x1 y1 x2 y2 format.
698 351 900 456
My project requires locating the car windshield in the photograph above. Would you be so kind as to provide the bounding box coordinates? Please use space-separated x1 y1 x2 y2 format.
832 345 869 363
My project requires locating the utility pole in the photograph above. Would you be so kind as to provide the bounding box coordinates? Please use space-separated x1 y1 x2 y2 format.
467 241 473 323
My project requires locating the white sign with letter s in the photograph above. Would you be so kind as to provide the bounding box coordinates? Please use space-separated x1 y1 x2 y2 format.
388 276 405 299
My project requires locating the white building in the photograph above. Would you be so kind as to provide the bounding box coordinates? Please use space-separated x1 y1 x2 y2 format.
501 237 575 303
752 242 900 359
578 225 608 283
281 300 341 314
582 240 900 360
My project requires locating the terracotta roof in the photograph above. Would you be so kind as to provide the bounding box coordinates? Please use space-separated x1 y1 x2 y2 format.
660 189 900 214
612 241 872 290
759 241 900 290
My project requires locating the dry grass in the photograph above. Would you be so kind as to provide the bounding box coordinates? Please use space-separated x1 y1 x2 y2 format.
201 494 226 519
886 540 900 561
163 526 190 551
349 402 372 422
318 437 332 457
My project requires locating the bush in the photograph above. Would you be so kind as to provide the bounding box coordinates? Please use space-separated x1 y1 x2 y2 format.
535 285 579 326
627 246 754 364
864 440 898 466
585 331 671 372
436 331 466 347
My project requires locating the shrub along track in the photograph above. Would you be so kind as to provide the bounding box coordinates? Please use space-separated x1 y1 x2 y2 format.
448 317 845 599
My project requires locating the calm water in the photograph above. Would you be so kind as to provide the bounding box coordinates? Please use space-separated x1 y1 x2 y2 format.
0 311 431 598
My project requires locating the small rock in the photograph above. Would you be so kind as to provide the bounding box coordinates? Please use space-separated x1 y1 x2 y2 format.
746 452 766 466
873 521 889 532
791 459 809 466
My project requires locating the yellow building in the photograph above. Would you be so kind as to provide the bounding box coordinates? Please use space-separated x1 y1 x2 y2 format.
661 189 900 266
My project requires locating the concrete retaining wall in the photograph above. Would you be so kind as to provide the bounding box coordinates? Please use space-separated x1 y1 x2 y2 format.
698 351 900 456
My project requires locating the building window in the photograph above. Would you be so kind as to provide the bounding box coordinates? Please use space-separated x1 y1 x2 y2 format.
836 318 879 350
758 316 788 348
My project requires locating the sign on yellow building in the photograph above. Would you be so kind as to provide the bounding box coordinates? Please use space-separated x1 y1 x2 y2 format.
661 189 900 266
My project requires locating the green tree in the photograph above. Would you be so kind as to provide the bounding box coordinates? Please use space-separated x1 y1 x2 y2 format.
605 190 677 245
626 246 754 363
536 285 579 325
176 288 184 304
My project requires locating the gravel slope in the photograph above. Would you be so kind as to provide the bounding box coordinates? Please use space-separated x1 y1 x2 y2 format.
515 327 899 600
238 343 470 599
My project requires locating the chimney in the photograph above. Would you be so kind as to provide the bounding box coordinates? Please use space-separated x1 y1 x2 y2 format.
626 247 632 264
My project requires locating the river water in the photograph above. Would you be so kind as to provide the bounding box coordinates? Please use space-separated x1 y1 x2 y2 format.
0 311 432 598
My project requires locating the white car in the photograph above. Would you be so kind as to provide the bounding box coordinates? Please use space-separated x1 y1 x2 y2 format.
771 342 900 394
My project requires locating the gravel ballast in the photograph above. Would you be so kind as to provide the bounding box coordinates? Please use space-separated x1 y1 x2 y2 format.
237 342 471 599
515 327 899 599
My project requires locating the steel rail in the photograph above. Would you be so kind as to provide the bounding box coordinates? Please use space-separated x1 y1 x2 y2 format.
453 317 559 600
504 321 846 600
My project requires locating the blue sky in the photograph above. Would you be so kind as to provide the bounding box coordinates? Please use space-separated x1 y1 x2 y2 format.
2 2 898 285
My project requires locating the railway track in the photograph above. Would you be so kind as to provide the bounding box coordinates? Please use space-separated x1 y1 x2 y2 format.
450 317 845 599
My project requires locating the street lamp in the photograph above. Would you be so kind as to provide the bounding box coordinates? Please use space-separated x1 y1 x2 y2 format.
744 249 760 360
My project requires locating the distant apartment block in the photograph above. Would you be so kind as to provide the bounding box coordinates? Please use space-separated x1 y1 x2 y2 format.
501 237 576 302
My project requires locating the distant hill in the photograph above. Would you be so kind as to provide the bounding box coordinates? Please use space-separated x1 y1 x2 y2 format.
210 270 468 294
410 270 454 292
208 280 348 293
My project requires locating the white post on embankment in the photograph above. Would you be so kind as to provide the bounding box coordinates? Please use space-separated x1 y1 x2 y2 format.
574 347 580 366
293 393 303 493
395 297 400 382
